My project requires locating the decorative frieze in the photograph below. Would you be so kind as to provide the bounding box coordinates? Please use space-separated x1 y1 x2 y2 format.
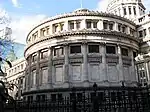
88 54 102 63
69 55 83 63
106 54 119 64
122 56 132 66
52 57 65 65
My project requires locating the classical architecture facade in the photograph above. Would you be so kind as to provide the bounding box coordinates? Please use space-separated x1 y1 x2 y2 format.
23 6 140 100
4 0 150 101
5 58 26 100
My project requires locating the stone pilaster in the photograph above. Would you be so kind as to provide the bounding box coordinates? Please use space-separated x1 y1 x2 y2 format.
64 20 68 31
97 19 103 30
63 44 69 87
117 45 124 82
145 62 150 81
82 43 89 85
129 49 137 82
48 47 53 88
36 51 40 87
81 19 86 29
114 22 118 31
28 56 31 90
101 44 108 81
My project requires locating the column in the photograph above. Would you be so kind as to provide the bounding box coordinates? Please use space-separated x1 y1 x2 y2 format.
36 51 40 87
81 19 86 29
28 56 31 90
129 49 137 82
145 62 150 81
48 47 53 88
64 20 68 31
97 19 103 30
49 24 53 34
117 45 124 82
82 43 88 84
114 22 118 31
101 44 108 81
63 44 69 87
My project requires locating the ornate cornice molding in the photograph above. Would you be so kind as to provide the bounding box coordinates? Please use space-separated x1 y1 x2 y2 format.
25 30 139 54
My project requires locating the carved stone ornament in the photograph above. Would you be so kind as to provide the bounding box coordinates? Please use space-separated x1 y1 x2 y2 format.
106 54 119 64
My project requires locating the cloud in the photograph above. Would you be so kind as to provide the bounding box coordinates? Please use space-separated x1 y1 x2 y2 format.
10 14 47 44
143 0 150 12
97 0 109 12
11 0 20 8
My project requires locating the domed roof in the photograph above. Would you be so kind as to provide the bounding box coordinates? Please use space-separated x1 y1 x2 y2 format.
74 8 90 13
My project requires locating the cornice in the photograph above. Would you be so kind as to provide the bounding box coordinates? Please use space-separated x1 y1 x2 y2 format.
25 29 139 54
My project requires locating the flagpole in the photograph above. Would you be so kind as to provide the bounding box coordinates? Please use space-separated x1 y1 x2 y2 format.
80 0 83 8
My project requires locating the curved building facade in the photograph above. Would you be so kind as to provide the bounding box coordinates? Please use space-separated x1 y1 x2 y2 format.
23 9 139 99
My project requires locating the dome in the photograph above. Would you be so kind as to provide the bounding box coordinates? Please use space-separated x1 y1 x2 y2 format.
74 8 90 13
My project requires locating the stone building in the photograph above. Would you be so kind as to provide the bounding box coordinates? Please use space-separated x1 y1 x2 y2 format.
23 7 139 100
4 0 150 101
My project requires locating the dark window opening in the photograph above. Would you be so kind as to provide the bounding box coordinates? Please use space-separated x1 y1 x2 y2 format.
103 22 107 29
70 45 81 54
124 7 127 15
133 51 137 58
109 23 113 30
86 21 92 28
133 7 136 15
129 7 131 15
106 46 116 54
76 21 81 29
139 31 143 37
118 24 121 31
93 21 97 28
121 48 128 56
77 93 82 102
69 22 74 30
88 45 99 53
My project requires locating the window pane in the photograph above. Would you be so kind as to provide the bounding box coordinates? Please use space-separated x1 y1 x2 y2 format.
89 45 99 53
109 23 113 30
86 21 91 28
76 21 81 29
93 21 97 28
70 46 81 54
121 48 128 56
103 22 107 29
106 46 116 54
69 22 74 30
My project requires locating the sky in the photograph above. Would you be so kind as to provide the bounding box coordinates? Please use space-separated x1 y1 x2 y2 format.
0 0 150 44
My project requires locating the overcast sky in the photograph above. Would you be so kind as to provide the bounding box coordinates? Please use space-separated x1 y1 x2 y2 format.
0 0 150 44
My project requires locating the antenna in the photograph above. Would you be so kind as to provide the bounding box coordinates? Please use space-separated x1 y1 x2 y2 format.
80 0 83 8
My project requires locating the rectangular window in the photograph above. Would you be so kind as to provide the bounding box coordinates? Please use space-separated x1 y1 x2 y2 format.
86 21 92 28
69 21 74 30
133 7 136 15
103 22 107 29
123 7 127 15
144 29 147 36
121 48 128 56
139 31 143 37
109 23 113 30
118 24 121 31
129 7 131 15
70 45 81 54
54 25 58 32
122 26 126 33
41 50 48 59
32 54 37 62
60 23 64 31
93 21 98 28
76 21 81 29
88 45 99 53
106 46 116 54
41 67 48 84
54 47 64 56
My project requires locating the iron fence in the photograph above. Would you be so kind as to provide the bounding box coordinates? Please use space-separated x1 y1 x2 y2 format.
2 85 150 112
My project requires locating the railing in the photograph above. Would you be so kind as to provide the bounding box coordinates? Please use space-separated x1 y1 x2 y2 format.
3 84 150 112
